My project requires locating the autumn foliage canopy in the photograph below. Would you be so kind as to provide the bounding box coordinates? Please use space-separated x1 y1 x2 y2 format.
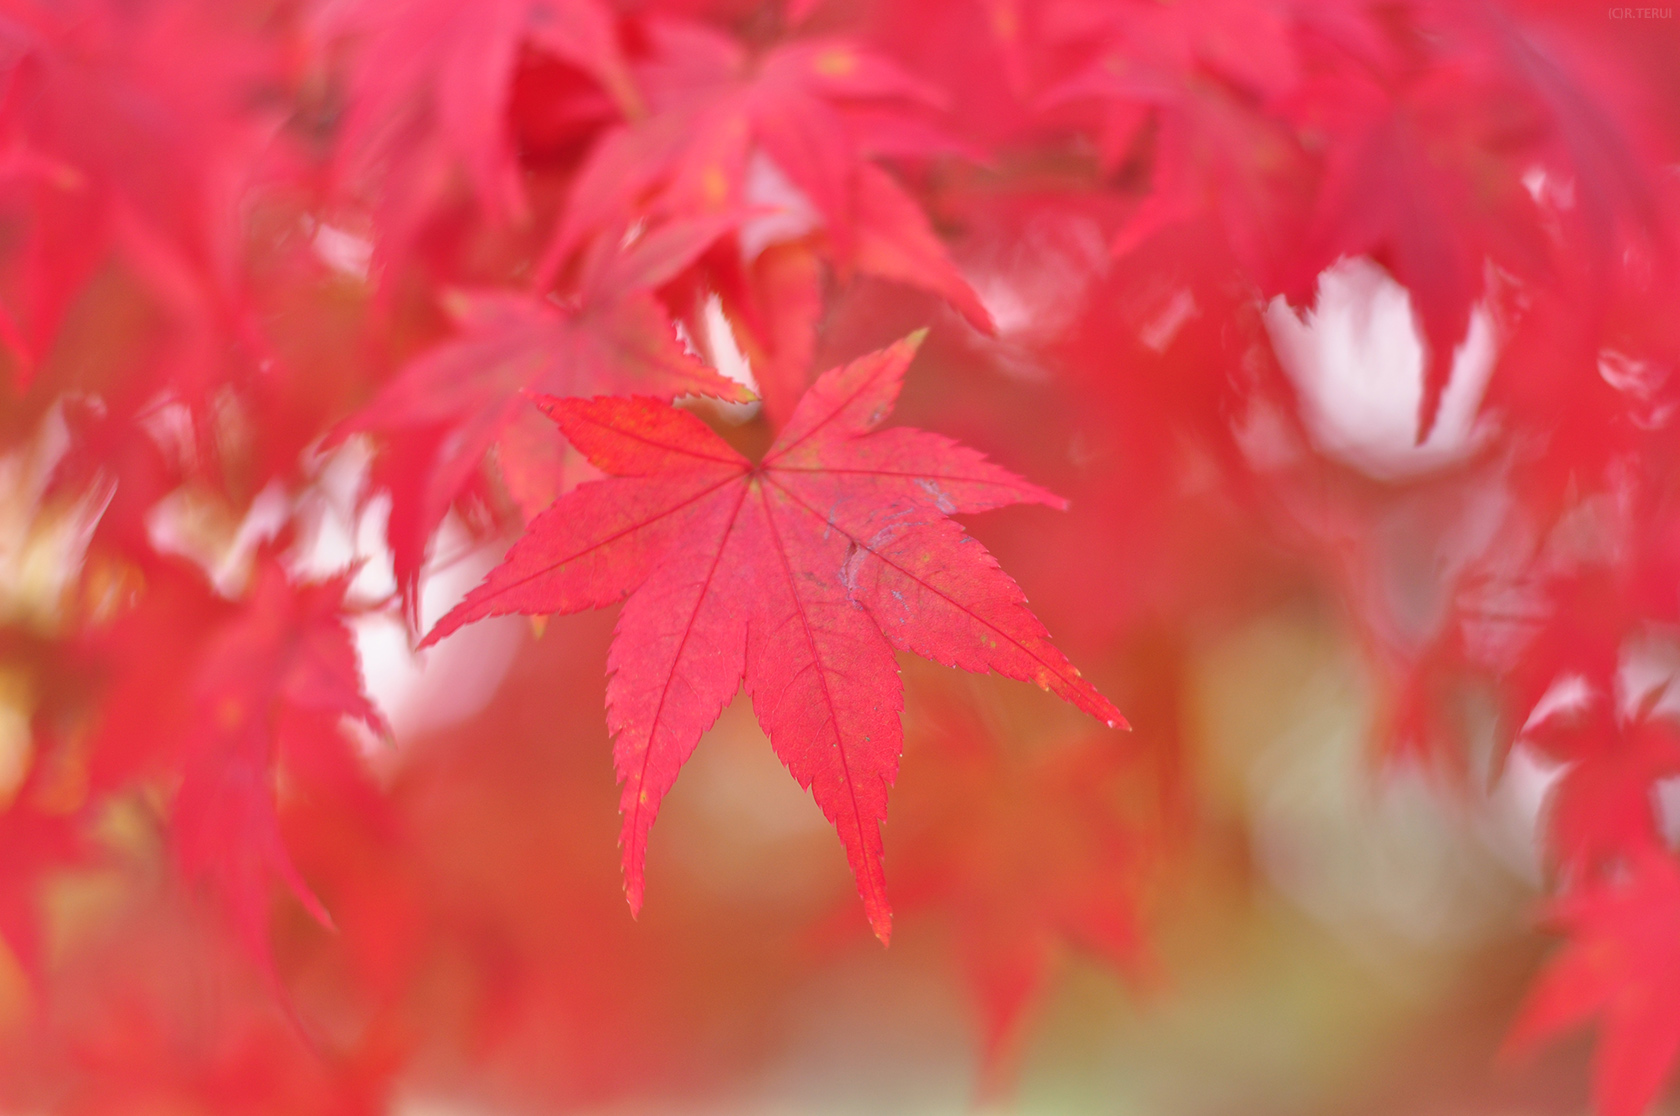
2 0 1679 1112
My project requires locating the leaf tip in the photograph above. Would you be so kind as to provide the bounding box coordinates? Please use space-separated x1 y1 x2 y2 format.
438 286 475 322
291 878 337 933
526 392 569 425
904 327 931 351
417 600 475 650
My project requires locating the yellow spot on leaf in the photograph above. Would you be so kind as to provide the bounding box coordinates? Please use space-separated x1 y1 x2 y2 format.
815 49 857 77
703 165 729 205
989 3 1018 40
0 671 32 810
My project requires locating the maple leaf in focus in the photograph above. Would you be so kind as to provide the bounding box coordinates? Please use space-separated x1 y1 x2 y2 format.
344 215 751 619
423 334 1123 941
1506 851 1680 1116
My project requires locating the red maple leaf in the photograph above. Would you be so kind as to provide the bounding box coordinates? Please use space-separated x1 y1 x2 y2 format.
422 334 1124 941
1039 0 1375 271
320 0 640 228
541 19 992 361
1506 851 1680 1116
344 215 751 618
88 556 387 975
1297 57 1544 442
32 893 403 1116
171 560 388 961
712 237 826 428
890 679 1159 1095
1046 0 1305 108
0 0 294 403
1521 687 1680 881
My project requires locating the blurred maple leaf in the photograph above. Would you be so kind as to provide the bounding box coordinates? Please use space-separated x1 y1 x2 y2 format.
1507 851 1680 1116
317 0 641 267
891 677 1161 1095
87 556 386 975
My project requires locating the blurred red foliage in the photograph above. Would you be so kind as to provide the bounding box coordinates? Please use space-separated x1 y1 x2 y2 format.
2 0 1679 1112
